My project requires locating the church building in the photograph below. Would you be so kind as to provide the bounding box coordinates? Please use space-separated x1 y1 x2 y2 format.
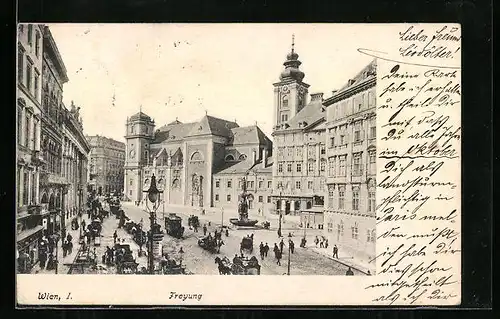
123 112 273 209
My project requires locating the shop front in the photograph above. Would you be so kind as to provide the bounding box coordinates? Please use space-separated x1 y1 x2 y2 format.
17 225 44 274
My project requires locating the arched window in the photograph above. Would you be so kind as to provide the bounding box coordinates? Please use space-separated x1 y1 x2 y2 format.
190 151 203 161
172 179 180 188
282 95 289 108
238 154 247 160
225 154 235 162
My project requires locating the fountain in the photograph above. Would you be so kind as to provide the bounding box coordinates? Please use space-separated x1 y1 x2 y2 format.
229 176 259 227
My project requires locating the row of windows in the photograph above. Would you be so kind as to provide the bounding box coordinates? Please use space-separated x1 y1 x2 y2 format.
215 194 273 203
17 168 37 207
326 222 376 243
17 107 39 151
275 180 326 191
277 160 327 173
18 45 41 100
277 145 326 159
327 187 375 212
215 179 273 189
327 152 376 177
328 127 376 148
329 91 376 121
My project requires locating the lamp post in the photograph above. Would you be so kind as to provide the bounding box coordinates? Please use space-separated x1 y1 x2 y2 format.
287 233 292 275
178 247 184 266
143 174 163 274
277 183 284 238
221 207 224 230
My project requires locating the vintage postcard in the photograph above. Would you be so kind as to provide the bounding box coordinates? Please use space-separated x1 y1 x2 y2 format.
15 23 461 306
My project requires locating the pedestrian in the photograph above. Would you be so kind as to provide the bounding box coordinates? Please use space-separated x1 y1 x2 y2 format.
264 243 269 257
325 239 329 249
273 244 282 266
314 236 319 247
289 239 295 254
320 240 324 248
113 230 117 244
279 239 285 255
87 209 91 219
259 242 264 260
225 228 229 237
333 245 339 259
203 224 207 236
346 267 354 276
62 240 68 258
39 251 47 270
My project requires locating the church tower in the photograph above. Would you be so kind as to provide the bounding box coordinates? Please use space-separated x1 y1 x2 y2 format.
273 35 310 130
124 109 155 202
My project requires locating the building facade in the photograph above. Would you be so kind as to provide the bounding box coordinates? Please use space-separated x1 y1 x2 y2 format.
16 23 45 272
39 25 70 237
87 135 126 195
123 113 272 211
323 60 377 267
62 102 90 227
271 41 327 227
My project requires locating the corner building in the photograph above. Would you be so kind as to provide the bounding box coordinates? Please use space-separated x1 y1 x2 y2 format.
123 113 272 210
323 60 377 268
87 135 125 195
271 41 327 227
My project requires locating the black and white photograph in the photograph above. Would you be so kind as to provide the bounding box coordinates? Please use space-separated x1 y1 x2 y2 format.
16 23 461 306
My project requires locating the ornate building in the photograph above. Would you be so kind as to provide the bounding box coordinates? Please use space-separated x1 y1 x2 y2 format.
123 113 272 210
62 102 90 228
16 23 45 272
87 135 125 195
271 38 327 226
323 60 377 270
39 25 69 237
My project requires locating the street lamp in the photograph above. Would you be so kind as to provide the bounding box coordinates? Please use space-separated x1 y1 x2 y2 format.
277 183 284 238
178 247 184 266
287 233 292 275
143 174 163 274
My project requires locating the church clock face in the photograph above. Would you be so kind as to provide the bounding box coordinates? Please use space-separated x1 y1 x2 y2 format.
281 85 289 94
129 149 136 159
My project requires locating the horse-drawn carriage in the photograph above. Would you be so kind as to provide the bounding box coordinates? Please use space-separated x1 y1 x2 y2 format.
165 213 185 239
89 219 102 245
214 256 261 275
160 258 186 275
114 243 139 274
188 215 200 229
198 235 224 253
240 235 254 254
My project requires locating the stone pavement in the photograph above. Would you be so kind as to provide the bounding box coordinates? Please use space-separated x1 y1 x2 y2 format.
122 201 372 275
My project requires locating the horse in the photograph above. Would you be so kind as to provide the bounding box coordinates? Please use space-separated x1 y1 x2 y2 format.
214 257 232 275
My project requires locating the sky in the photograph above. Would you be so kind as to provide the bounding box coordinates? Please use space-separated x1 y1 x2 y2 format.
48 24 384 142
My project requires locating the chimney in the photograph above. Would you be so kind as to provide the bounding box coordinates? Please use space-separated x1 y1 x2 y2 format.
310 92 324 102
348 79 355 86
262 147 268 168
252 150 257 165
332 90 338 96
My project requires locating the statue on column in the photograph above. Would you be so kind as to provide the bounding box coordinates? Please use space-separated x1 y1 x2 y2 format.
230 175 258 227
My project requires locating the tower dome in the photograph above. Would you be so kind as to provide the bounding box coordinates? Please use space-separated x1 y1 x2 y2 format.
279 34 305 82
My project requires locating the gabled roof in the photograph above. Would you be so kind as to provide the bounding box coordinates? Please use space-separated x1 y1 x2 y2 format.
187 115 239 138
278 99 325 132
152 122 197 143
214 156 274 175
214 159 256 175
229 125 271 145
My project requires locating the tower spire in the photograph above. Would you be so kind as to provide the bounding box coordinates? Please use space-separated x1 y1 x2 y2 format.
139 104 142 113
291 34 295 54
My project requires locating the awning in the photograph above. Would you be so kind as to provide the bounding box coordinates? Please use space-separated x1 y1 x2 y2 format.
17 225 44 244
301 208 325 214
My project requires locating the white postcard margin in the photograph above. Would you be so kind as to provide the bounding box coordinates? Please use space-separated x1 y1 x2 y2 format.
16 23 461 306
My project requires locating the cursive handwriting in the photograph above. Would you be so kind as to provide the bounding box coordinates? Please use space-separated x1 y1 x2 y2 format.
373 36 461 305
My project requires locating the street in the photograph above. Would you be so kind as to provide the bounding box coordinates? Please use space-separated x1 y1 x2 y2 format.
117 202 363 276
